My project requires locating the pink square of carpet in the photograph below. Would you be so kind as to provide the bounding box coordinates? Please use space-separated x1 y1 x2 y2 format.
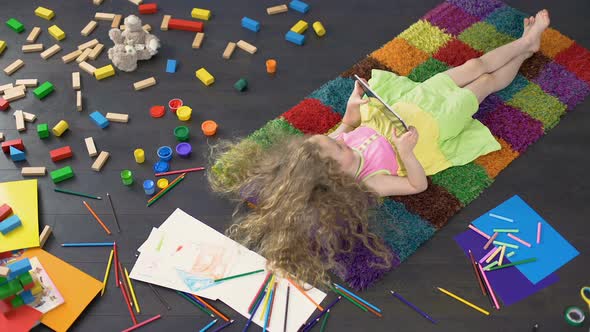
281 98 342 135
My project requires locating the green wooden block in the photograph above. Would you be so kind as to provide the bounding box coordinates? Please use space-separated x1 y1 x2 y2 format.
234 78 248 92
37 123 49 139
6 18 24 33
0 284 13 300
0 276 6 285
18 272 33 286
33 81 54 100
10 295 24 308
50 166 74 183
7 279 22 294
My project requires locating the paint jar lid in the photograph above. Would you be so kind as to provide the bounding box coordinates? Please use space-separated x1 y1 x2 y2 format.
201 120 218 136
176 106 192 121
157 178 169 188
157 146 173 160
153 161 170 173
120 169 132 179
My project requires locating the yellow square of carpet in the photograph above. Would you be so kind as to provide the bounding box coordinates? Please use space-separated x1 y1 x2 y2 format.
399 20 453 55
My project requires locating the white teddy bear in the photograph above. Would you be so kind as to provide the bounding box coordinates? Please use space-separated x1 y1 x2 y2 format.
108 15 160 72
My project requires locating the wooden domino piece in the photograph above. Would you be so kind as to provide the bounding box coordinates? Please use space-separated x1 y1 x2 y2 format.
0 133 4 142
267 4 288 15
40 44 61 60
237 40 257 54
79 61 97 75
3 59 24 75
76 91 82 111
21 167 46 177
133 77 156 91
0 83 14 93
14 110 25 131
106 112 129 123
93 0 104 5
111 15 123 28
0 266 9 278
192 33 204 49
14 111 36 122
81 20 98 36
91 151 110 171
95 13 116 21
72 72 81 89
26 27 42 43
142 24 152 32
89 44 104 60
161 15 171 30
129 0 142 4
222 42 236 59
3 86 26 102
62 49 82 63
76 48 92 63
39 225 52 247
22 44 44 53
15 79 37 87
84 137 98 157
78 39 99 51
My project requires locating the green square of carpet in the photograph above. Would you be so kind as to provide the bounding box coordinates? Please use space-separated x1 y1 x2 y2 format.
430 163 493 205
408 58 449 83
506 83 567 131
399 20 453 55
247 118 303 149
496 74 529 101
458 22 515 53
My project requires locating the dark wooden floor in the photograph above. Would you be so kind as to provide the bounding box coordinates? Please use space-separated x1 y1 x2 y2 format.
0 0 588 331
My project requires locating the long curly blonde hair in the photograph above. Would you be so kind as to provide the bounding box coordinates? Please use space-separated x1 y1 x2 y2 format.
208 134 392 287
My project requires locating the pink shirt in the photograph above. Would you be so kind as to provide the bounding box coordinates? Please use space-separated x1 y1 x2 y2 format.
339 126 399 181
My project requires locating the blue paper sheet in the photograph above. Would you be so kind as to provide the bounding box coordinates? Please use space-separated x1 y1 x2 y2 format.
472 195 579 284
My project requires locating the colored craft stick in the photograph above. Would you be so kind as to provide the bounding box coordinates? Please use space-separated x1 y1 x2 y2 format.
192 293 230 322
284 285 290 332
122 315 162 332
106 193 121 233
214 269 264 282
54 187 102 199
62 242 115 247
113 242 120 287
468 224 490 239
211 319 234 332
477 264 500 310
436 287 490 316
493 229 519 233
485 246 502 263
124 267 141 313
200 319 218 332
334 282 382 313
332 286 368 313
155 167 205 177
483 261 498 271
506 251 515 258
493 241 519 249
483 232 498 250
319 310 330 332
389 290 437 324
243 289 266 331
177 291 215 317
479 246 497 263
101 250 114 296
537 222 542 244
262 284 275 331
149 284 171 310
487 258 537 271
498 246 506 266
301 296 342 332
287 277 324 311
489 213 513 222
83 201 112 234
147 173 186 206
249 272 271 313
260 275 276 319
120 281 138 324
468 250 486 296
507 233 532 248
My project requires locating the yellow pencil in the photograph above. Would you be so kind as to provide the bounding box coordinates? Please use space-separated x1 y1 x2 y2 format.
124 267 141 313
101 250 114 296
437 287 490 316
260 275 276 320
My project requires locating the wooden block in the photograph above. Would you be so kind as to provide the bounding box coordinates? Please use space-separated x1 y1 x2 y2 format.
15 79 38 87
76 48 92 63
192 33 205 49
195 68 214 86
48 25 66 41
0 83 14 94
22 44 44 53
39 225 52 247
161 15 171 30
72 72 81 90
81 20 98 36
62 49 82 63
78 39 99 51
35 7 55 20
79 61 96 75
84 137 98 157
93 0 104 5
237 40 257 54
40 44 61 60
14 111 36 122
26 27 42 43
133 77 156 91
76 91 82 111
106 112 129 123
95 12 116 21
0 266 9 277
21 167 46 177
0 133 4 142
3 87 26 102
120 25 126 30
267 4 288 15
129 0 142 4
111 15 123 29
3 59 24 75
91 151 110 171
222 42 236 59
14 110 25 131
94 65 115 80
142 24 152 32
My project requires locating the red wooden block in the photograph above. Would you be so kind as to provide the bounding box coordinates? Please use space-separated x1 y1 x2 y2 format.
0 204 13 222
49 146 73 162
0 98 9 111
168 19 203 32
138 3 158 14
1 139 24 153
0 299 12 314
22 282 34 291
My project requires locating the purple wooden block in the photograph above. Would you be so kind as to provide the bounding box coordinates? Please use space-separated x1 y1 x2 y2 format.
447 0 505 20
479 104 544 152
534 62 590 110
423 2 479 36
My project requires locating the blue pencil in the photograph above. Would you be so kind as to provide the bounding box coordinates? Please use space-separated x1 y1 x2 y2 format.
211 319 234 332
334 282 382 313
390 290 437 324
301 296 342 332
263 284 276 331
243 289 266 331
199 318 218 332
61 242 115 247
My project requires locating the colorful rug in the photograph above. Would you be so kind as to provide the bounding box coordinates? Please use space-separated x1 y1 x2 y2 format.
221 0 590 290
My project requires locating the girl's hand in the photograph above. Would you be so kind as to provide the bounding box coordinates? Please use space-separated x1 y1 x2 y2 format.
348 80 369 106
343 80 369 127
391 126 419 156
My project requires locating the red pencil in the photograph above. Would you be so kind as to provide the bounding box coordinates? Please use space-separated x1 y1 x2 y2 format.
249 272 271 312
113 242 120 288
155 167 205 177
119 262 133 307
468 250 487 296
120 280 137 324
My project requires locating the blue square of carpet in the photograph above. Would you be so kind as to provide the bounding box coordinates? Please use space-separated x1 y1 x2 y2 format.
496 74 529 101
308 77 355 116
485 6 528 39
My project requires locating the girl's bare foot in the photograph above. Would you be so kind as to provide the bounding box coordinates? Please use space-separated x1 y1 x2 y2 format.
525 9 550 53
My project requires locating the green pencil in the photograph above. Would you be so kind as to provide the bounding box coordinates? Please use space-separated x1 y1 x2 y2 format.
487 257 537 271
54 187 101 200
176 291 215 317
213 269 265 283
331 286 367 312
320 309 330 332
147 175 185 207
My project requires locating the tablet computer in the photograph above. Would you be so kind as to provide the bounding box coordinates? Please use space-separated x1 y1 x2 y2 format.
354 74 409 131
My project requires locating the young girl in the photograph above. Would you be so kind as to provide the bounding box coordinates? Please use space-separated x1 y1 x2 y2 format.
209 11 550 287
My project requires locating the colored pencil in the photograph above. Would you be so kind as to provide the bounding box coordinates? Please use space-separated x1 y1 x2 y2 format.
155 167 205 177
507 233 531 247
243 289 266 331
120 281 138 324
177 291 215 317
54 187 101 199
263 283 275 331
493 240 518 249
536 222 542 244
122 314 162 332
493 228 519 233
148 283 171 310
287 277 324 311
147 174 186 207
106 193 121 233
467 250 486 296
489 213 513 222
101 250 114 296
483 232 498 250
334 282 382 313
200 319 218 332
498 246 506 266
468 224 490 239
477 264 500 310
485 246 502 263
479 246 497 263
249 272 271 313
301 296 341 332
283 284 290 332
319 310 330 332
436 287 490 316
211 319 234 332
332 286 368 313
260 275 276 320
389 290 437 324
267 282 278 323
487 257 537 271
475 262 495 308
113 242 120 288
119 262 133 307
148 172 185 203
83 201 112 235
192 293 230 322
62 242 115 247
213 269 265 283
124 267 141 313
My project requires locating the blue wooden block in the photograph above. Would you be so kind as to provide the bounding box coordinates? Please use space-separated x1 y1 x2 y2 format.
89 111 109 129
285 31 305 45
241 17 260 32
0 215 22 235
289 0 309 13
9 146 25 162
6 259 30 280
19 290 35 304
166 59 177 73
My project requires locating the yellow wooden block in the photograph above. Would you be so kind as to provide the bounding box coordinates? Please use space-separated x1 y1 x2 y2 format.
291 20 308 34
31 281 43 296
94 65 115 80
195 68 214 86
48 25 66 41
35 6 55 20
0 40 6 55
191 8 211 20
313 21 326 37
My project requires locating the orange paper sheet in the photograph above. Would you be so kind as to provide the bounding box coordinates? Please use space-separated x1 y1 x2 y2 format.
0 180 40 252
21 249 102 332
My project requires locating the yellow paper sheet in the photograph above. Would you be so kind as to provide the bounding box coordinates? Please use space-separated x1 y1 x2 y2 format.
0 179 39 252
21 248 103 332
